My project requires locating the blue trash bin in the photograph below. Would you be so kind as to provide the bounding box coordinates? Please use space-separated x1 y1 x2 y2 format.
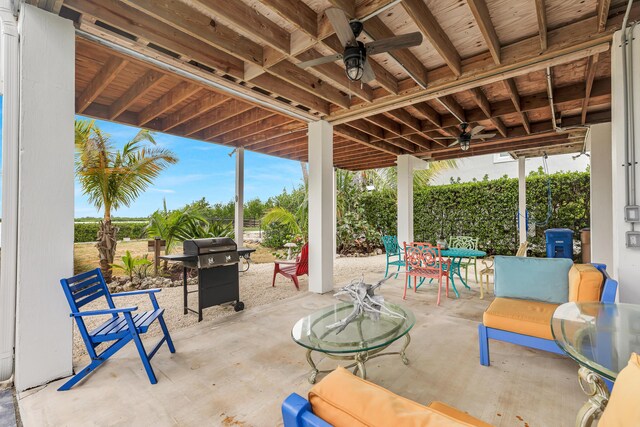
544 228 574 259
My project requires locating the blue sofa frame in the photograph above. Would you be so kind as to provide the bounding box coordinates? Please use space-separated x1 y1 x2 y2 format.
282 393 331 427
478 263 618 367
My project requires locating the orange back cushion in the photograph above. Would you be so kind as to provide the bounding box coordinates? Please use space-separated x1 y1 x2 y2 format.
568 264 604 302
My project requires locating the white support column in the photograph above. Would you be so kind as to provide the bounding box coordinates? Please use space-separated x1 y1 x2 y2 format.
0 0 20 382
518 157 527 245
234 147 244 247
308 120 334 294
589 123 613 268
612 25 640 303
397 155 414 246
333 167 337 258
13 5 75 391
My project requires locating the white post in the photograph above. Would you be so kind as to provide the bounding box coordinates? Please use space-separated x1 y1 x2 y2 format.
589 123 613 268
13 5 75 391
518 157 527 245
234 147 244 247
397 155 414 246
333 167 337 258
611 26 640 303
0 0 19 382
308 120 334 293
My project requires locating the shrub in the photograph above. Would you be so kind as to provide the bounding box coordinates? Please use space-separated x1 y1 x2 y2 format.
361 170 590 258
75 222 147 243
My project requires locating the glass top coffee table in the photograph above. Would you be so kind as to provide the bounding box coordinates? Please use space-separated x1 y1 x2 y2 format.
292 302 415 383
552 302 640 427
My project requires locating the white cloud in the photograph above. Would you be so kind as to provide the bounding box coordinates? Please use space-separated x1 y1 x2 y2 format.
150 188 176 194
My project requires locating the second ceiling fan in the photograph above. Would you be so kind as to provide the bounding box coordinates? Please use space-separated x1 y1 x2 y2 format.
296 8 423 83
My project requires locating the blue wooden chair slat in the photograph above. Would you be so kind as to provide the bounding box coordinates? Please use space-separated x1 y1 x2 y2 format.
381 235 404 278
58 268 175 391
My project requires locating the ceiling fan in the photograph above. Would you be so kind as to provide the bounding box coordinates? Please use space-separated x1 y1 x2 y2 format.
433 122 496 151
296 8 423 83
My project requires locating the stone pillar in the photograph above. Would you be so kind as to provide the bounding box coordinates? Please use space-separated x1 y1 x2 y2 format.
308 121 334 293
589 123 613 269
234 147 244 247
13 5 75 391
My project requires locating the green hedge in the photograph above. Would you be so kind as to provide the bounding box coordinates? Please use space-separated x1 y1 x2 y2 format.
74 222 148 243
361 170 590 258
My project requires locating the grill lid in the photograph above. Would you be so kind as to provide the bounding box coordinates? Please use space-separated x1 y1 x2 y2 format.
183 237 237 255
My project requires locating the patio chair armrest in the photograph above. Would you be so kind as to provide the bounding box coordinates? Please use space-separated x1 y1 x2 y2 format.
71 306 138 317
111 289 162 297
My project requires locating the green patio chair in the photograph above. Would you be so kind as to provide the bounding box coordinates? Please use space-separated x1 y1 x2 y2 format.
381 235 404 278
449 236 480 283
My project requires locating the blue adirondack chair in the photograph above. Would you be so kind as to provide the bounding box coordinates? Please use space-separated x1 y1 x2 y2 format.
59 268 175 391
381 235 404 277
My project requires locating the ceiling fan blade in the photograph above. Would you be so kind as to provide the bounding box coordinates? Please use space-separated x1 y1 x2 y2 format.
296 54 343 69
470 125 485 135
470 133 496 139
361 60 376 83
325 8 356 47
365 32 423 55
448 140 461 147
432 136 457 140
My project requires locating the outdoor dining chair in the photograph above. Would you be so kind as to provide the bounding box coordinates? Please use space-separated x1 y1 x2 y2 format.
479 241 528 298
381 235 404 278
58 268 175 391
449 236 480 283
272 243 308 290
403 242 451 305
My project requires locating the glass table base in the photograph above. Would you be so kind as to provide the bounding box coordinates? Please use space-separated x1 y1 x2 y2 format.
576 366 610 427
305 333 411 384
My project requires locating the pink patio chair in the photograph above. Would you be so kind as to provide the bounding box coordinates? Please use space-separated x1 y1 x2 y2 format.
403 242 451 305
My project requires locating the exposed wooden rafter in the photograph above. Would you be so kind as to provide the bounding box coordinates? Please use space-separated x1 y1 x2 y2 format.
534 0 548 51
466 0 501 64
76 56 128 113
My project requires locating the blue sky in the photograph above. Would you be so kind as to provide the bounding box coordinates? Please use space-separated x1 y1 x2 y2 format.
0 100 305 218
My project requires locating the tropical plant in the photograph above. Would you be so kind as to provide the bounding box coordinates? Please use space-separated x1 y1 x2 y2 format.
110 251 152 281
75 120 178 280
144 200 202 256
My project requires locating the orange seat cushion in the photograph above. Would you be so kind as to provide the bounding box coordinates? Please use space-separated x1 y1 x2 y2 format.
568 264 604 302
599 353 640 426
483 298 559 340
309 367 490 427
428 402 493 427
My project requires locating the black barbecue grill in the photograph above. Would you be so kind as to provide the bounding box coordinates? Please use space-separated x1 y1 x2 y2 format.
160 238 245 321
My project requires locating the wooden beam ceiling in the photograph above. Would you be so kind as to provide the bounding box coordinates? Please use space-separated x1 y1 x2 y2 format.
466 0 501 64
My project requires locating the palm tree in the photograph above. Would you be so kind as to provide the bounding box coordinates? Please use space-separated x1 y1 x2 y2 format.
75 120 178 280
361 160 457 190
145 200 206 256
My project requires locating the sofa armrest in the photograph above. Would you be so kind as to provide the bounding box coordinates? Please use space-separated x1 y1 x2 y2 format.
282 394 332 427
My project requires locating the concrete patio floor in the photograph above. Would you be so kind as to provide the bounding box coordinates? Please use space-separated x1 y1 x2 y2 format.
18 271 586 427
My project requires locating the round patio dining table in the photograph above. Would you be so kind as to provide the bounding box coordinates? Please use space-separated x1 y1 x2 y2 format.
439 248 486 297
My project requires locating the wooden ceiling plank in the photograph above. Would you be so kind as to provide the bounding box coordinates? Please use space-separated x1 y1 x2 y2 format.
108 70 167 120
218 118 299 145
76 56 128 113
202 109 276 141
121 0 264 66
401 0 462 76
161 91 229 132
249 73 330 115
356 0 401 19
180 99 254 136
534 0 548 52
137 81 201 126
66 0 245 79
257 0 317 37
327 0 356 18
364 16 429 88
466 0 501 64
412 102 442 127
437 96 466 123
489 117 508 138
185 0 290 55
503 78 531 134
597 0 612 32
335 124 405 156
468 88 492 118
581 53 600 124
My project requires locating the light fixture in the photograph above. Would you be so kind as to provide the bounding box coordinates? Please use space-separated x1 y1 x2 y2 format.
460 139 470 151
343 42 366 82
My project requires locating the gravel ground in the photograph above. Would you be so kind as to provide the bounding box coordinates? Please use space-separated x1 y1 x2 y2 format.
73 254 389 364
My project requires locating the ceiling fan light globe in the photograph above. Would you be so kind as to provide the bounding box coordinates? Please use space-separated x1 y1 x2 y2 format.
345 60 364 81
460 140 470 151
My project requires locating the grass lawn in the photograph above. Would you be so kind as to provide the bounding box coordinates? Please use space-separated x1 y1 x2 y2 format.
74 240 277 275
